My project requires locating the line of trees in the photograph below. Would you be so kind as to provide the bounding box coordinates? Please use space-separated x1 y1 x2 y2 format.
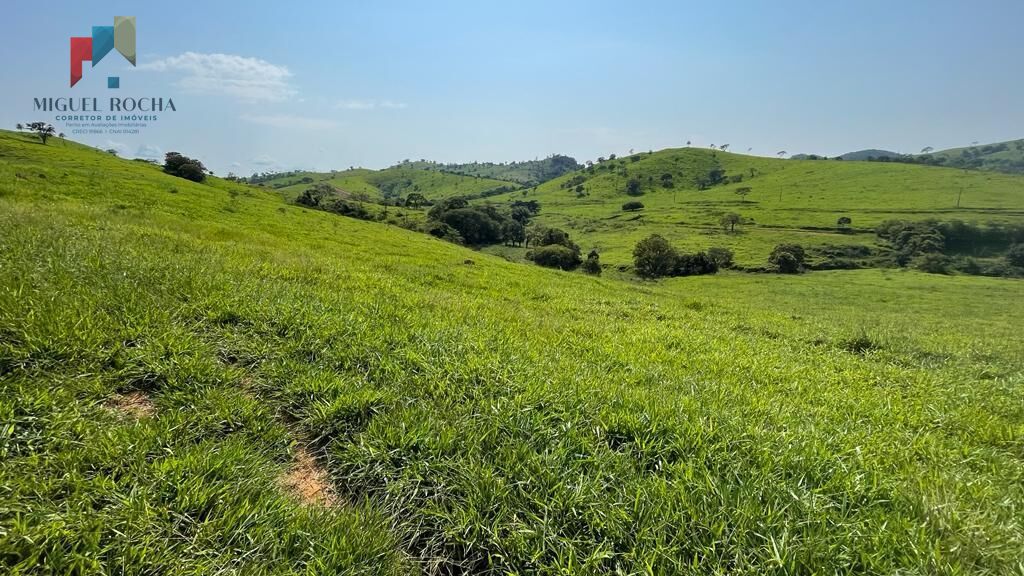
632 235 731 278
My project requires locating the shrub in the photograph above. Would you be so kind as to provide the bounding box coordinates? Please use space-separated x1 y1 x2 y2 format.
769 244 806 273
529 245 582 271
423 221 464 244
633 234 678 278
674 252 718 276
625 178 643 196
914 253 951 274
582 250 601 276
622 201 644 212
1007 243 1024 267
707 247 734 269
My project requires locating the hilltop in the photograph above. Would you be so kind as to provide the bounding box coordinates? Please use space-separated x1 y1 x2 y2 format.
2 130 1023 574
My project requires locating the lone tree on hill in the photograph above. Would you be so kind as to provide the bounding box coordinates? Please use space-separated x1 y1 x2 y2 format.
720 144 730 151
921 146 934 154
15 123 23 131
735 187 752 202
837 216 853 230
777 150 788 158
720 212 743 232
163 152 208 183
24 122 56 145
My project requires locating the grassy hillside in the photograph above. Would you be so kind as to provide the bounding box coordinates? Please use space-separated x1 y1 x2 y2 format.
257 166 516 203
2 131 1023 574
923 139 1024 174
393 154 580 186
478 148 1024 268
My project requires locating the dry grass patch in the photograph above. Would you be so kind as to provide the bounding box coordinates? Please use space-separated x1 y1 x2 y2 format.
106 391 156 419
281 445 338 507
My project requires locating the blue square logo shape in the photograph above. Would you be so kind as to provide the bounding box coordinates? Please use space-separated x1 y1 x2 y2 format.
107 76 120 89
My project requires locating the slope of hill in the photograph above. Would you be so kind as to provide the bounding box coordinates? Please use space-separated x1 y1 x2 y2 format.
923 139 1024 173
477 148 1024 268
392 154 580 186
2 130 1023 574
256 166 516 203
839 149 901 161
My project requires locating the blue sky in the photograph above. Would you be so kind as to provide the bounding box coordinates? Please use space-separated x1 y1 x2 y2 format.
3 1 1022 175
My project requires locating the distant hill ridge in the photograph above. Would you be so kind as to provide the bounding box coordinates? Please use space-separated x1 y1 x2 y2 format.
391 154 580 186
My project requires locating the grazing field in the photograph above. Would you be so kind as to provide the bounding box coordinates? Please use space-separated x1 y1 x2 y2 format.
1 131 1023 575
480 148 1024 268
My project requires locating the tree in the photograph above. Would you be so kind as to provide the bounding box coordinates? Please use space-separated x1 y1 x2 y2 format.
777 150 788 158
921 146 934 154
625 178 643 196
622 201 644 212
501 220 526 246
686 140 692 147
707 247 734 269
582 250 601 275
25 122 56 145
720 144 730 151
674 252 718 276
1006 243 1024 268
106 148 119 156
529 245 582 271
404 192 428 208
633 234 678 278
439 208 503 245
164 152 207 182
735 187 752 202
719 212 742 232
660 173 674 188
58 132 66 144
15 123 23 131
769 244 806 273
837 216 852 230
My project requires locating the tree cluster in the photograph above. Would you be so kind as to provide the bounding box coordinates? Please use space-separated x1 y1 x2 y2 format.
632 234 720 279
163 152 208 183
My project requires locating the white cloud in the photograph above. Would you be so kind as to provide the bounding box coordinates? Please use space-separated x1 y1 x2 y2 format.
250 155 277 167
335 99 408 110
135 144 163 160
140 52 296 102
103 140 127 154
240 114 338 131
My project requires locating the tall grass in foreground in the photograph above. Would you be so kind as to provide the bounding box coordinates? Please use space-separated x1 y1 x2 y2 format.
1 132 1022 574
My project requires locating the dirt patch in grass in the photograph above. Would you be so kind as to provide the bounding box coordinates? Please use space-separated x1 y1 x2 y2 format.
281 446 338 507
107 391 156 419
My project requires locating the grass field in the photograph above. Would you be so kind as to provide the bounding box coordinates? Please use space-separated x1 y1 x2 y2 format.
258 166 514 204
478 148 1024 267
1 131 1023 574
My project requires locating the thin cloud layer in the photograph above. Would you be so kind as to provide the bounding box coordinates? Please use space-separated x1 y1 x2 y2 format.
141 52 296 102
336 99 408 110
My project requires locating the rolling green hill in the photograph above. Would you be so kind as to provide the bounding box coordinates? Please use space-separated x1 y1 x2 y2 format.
476 148 1024 268
2 130 1023 574
923 139 1024 174
256 166 517 203
392 154 580 186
